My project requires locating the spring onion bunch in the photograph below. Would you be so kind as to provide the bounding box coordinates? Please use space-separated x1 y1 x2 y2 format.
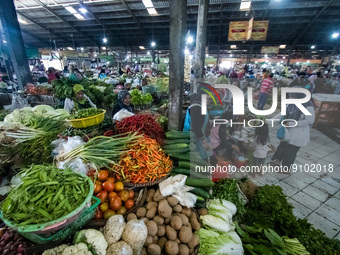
58 132 142 169
5 113 67 164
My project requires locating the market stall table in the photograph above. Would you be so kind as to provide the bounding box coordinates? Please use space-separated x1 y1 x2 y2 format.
312 93 340 128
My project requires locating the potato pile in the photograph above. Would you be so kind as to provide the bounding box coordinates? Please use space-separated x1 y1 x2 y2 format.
126 189 201 255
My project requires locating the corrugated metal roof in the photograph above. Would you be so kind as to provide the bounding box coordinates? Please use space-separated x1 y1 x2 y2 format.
6 0 340 49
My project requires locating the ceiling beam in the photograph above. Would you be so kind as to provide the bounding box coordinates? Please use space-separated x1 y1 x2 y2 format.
292 0 336 45
17 11 73 46
77 1 125 46
119 0 150 39
21 29 50 47
30 0 98 47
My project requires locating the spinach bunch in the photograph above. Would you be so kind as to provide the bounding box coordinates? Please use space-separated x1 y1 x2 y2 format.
212 178 246 219
243 185 340 255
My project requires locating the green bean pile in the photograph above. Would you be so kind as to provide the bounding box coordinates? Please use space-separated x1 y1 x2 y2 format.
69 108 102 120
1 165 90 226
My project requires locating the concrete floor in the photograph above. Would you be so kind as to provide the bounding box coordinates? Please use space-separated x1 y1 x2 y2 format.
250 125 340 240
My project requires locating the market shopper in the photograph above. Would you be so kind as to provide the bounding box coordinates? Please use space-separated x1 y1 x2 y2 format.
64 84 96 113
257 73 274 110
47 67 60 84
209 111 240 159
251 124 274 170
333 75 340 94
183 93 212 161
112 90 133 117
99 69 107 80
270 88 315 171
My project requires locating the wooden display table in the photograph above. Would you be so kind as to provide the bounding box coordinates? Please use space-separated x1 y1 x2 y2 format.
312 93 340 127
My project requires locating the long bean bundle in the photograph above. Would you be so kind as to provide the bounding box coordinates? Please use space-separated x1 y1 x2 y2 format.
58 132 143 169
1 165 90 226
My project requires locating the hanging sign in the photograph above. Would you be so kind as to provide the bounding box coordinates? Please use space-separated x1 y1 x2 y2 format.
228 21 249 41
261 46 280 54
247 18 254 41
251 21 269 41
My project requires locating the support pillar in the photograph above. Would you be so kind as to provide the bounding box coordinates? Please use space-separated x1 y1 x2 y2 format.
0 32 14 82
247 46 253 64
157 50 160 64
287 47 293 66
193 0 209 93
152 48 156 63
168 0 187 130
0 0 33 89
216 45 220 67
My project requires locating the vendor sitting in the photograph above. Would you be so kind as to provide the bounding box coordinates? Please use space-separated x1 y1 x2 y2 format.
64 84 96 113
112 90 133 117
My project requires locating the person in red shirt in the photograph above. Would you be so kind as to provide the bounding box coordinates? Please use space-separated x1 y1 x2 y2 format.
257 73 274 110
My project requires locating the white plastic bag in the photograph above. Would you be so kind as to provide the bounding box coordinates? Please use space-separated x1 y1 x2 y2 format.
52 136 89 175
113 109 135 122
159 175 197 208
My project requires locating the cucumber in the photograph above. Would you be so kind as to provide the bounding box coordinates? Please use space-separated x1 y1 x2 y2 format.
172 168 208 179
165 131 191 139
178 161 193 169
178 161 207 170
195 202 206 209
163 143 188 150
189 187 210 200
164 147 190 155
185 177 215 188
168 154 209 166
194 195 205 203
164 139 190 145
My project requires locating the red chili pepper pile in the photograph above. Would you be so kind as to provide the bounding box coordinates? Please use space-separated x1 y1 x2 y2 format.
115 114 164 144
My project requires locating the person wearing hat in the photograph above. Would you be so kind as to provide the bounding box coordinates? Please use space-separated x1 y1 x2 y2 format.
112 90 133 117
64 84 96 113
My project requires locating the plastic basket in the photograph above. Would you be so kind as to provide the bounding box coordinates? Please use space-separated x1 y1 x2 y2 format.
142 85 156 94
66 110 106 129
20 197 100 244
0 178 93 234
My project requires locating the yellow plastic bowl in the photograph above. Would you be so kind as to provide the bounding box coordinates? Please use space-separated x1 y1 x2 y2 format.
67 110 106 129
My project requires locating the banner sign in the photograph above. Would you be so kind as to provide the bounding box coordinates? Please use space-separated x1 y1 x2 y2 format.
261 46 280 54
228 20 269 41
228 21 249 41
251 21 269 41
247 18 254 41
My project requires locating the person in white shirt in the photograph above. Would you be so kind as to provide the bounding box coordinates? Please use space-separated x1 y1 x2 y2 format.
251 124 273 167
270 87 315 170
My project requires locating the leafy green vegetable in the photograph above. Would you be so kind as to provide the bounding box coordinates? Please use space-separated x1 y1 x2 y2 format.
130 89 153 105
236 224 310 255
69 108 102 120
217 75 230 84
207 199 236 222
5 113 67 164
243 185 340 255
198 228 244 255
212 179 246 219
156 78 169 92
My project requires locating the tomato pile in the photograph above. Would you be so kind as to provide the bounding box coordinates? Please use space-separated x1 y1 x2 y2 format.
91 170 135 220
